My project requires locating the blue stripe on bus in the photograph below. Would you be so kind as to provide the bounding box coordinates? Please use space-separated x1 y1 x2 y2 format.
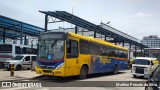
36 60 64 69
90 56 128 74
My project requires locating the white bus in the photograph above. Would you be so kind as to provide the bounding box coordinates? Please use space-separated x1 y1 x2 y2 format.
0 43 37 67
144 48 160 62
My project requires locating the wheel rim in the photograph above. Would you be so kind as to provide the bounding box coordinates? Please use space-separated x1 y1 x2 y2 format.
80 67 87 79
114 66 117 74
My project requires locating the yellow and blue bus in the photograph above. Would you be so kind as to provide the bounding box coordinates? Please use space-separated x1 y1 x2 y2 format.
35 32 128 79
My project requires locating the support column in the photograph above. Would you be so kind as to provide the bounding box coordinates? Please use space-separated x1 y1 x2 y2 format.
129 43 132 60
115 41 117 45
3 30 6 43
140 47 143 57
94 31 96 38
24 36 27 45
135 45 137 58
75 26 78 34
122 42 125 47
20 23 23 54
45 15 48 32
105 35 107 41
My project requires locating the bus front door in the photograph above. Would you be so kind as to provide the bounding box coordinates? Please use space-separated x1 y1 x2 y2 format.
65 39 79 76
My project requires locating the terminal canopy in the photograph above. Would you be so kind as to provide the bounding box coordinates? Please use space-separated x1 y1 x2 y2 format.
0 15 44 39
40 11 148 48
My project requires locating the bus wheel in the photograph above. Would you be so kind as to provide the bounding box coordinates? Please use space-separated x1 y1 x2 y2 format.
79 66 88 79
113 65 118 74
16 65 22 71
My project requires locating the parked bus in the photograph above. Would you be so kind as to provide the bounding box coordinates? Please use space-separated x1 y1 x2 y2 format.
0 43 37 67
35 32 128 79
144 48 160 62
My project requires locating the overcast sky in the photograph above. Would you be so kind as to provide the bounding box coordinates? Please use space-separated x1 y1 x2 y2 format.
0 0 160 40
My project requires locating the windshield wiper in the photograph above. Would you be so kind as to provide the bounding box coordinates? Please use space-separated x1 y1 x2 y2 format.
51 40 58 48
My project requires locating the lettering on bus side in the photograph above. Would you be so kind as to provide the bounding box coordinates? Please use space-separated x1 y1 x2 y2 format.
99 56 111 64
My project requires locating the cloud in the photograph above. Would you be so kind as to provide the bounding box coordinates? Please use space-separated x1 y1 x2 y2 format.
129 13 160 18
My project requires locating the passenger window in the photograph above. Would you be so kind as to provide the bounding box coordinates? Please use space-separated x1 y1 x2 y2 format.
24 56 30 61
89 42 99 55
99 45 107 56
66 39 78 58
80 39 89 54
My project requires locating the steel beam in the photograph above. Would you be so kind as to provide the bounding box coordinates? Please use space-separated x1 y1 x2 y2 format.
45 14 48 32
3 30 5 43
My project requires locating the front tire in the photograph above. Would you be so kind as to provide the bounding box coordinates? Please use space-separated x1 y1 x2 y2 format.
113 65 118 74
16 65 22 71
79 66 88 79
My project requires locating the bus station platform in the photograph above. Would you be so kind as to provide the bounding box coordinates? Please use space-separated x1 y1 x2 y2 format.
0 69 40 81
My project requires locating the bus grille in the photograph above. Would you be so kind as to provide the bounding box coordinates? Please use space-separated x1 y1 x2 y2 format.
135 68 144 74
42 70 52 73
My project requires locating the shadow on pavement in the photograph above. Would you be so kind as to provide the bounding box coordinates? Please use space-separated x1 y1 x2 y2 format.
131 76 147 80
31 71 127 83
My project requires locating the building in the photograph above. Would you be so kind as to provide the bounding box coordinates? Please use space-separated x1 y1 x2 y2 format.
141 35 160 48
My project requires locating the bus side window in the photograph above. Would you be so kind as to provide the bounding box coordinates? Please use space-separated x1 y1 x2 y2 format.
89 42 99 55
66 39 78 58
15 46 21 54
99 45 107 56
80 39 89 54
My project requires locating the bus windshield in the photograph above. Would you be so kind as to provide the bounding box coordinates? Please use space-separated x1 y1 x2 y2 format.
134 59 150 65
38 40 64 60
12 56 24 60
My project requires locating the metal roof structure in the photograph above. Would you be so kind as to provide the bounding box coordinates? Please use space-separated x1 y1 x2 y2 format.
0 15 44 39
0 30 21 39
40 11 148 48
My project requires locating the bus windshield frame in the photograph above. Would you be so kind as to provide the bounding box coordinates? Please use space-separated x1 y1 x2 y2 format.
38 32 66 61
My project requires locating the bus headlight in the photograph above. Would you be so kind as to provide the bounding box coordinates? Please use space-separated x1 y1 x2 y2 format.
55 63 64 70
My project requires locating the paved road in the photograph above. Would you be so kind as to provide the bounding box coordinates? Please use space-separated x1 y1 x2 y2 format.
0 70 146 90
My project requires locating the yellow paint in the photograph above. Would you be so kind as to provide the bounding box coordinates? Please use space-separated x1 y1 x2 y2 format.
152 59 159 64
35 66 65 76
99 56 109 64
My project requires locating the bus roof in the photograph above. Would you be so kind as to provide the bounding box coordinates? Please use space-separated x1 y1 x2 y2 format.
67 32 128 51
144 48 160 50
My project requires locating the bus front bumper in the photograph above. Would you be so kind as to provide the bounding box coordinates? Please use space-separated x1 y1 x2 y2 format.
35 66 64 76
